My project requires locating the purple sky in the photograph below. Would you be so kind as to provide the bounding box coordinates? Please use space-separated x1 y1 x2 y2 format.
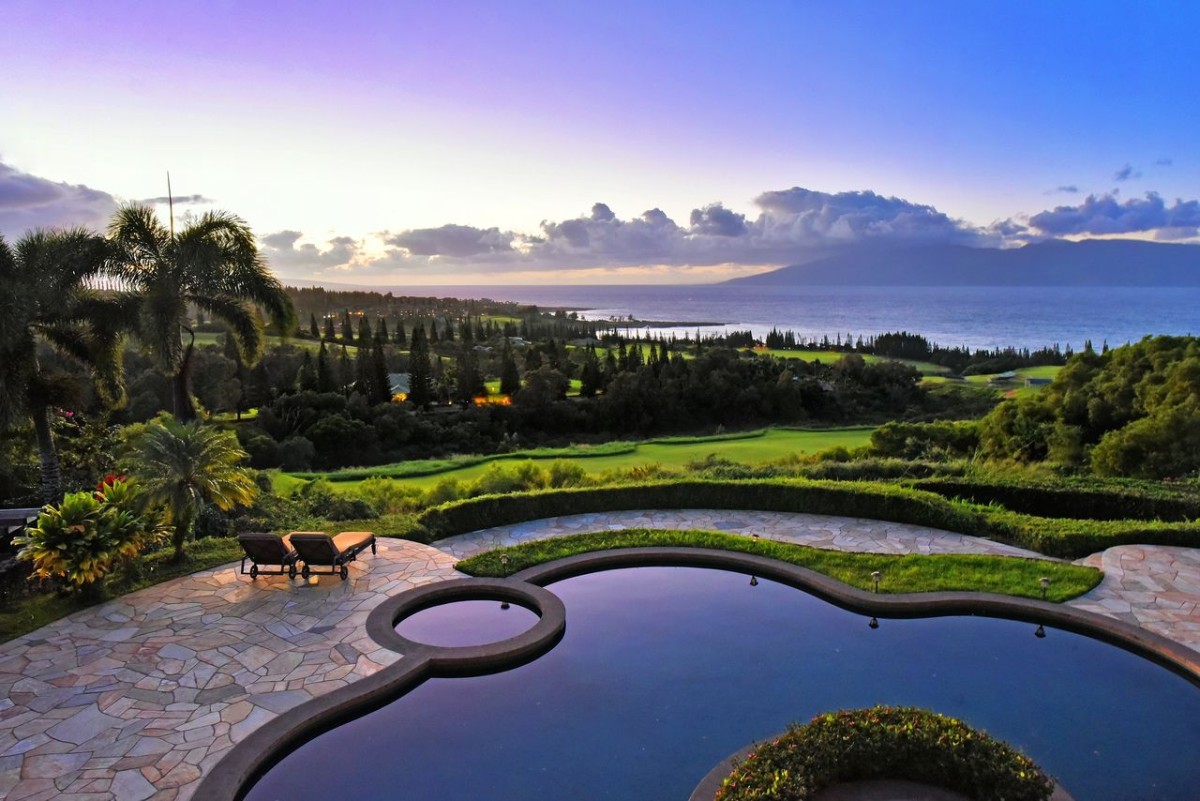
2 1 1197 283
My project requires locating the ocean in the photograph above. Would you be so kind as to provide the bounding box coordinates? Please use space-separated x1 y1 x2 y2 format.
388 284 1200 353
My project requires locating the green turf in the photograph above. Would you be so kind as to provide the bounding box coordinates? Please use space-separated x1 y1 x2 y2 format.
747 349 949 375
456 528 1101 601
278 427 875 493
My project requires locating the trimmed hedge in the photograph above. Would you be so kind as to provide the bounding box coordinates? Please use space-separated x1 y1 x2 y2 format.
417 480 985 542
715 706 1053 801
416 479 1200 559
913 477 1200 522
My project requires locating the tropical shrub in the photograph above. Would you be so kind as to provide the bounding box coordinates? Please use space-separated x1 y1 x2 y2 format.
13 478 161 590
716 707 1054 801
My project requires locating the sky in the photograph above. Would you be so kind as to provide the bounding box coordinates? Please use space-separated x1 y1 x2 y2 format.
2 1 1198 285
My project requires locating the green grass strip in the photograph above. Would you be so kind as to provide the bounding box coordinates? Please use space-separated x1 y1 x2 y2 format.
455 528 1101 601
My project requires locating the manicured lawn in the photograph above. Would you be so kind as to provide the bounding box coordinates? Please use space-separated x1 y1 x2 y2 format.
747 348 950 375
277 427 876 492
456 528 1101 601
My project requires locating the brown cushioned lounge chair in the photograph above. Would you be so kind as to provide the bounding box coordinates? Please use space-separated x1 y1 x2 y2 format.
290 531 377 580
237 532 302 579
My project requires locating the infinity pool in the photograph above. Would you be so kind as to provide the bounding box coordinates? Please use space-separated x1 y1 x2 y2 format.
247 567 1200 800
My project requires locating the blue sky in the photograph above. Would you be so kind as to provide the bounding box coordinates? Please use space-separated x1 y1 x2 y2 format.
1 1 1197 283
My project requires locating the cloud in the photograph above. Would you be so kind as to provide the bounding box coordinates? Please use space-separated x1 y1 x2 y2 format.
351 188 995 278
0 158 119 238
1046 185 1079 195
689 204 748 237
139 194 214 205
387 224 514 258
1113 164 1142 182
1028 192 1200 237
753 187 983 246
261 230 365 273
1155 158 1174 167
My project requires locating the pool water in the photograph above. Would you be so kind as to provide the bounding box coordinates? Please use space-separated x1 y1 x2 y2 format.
395 600 540 647
247 567 1200 801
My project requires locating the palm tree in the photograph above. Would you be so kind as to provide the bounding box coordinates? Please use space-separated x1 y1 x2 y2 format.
107 204 295 422
120 417 257 560
0 229 130 502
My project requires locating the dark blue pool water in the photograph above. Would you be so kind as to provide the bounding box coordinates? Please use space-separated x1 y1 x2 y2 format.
247 567 1200 801
395 600 540 647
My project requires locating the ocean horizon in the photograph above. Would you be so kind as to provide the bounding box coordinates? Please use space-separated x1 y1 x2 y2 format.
333 283 1200 353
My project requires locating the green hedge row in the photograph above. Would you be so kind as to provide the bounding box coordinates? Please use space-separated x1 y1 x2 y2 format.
716 706 1054 801
912 477 1200 522
415 479 1200 559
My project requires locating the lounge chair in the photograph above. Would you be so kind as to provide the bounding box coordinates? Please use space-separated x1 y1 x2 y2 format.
290 531 377 580
237 532 302 579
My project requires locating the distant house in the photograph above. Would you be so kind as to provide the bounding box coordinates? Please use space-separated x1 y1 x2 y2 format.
1025 377 1053 387
988 370 1018 385
388 372 411 401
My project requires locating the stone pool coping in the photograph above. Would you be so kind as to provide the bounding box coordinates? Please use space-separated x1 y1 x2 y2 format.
197 546 1200 801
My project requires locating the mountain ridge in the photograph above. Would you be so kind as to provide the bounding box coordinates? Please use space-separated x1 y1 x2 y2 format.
724 239 1200 286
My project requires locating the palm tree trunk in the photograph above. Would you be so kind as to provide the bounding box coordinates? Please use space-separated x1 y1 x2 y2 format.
173 339 198 422
32 403 62 504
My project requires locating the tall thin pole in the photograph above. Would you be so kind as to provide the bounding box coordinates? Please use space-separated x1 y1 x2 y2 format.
167 171 175 237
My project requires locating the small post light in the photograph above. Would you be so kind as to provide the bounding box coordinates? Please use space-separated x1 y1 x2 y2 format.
1034 624 1046 639
749 575 759 587
1039 576 1050 601
868 617 879 630
751 533 760 540
871 571 881 594
500 554 511 569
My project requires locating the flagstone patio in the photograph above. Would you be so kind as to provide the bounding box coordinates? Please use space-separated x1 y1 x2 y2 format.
0 510 1197 800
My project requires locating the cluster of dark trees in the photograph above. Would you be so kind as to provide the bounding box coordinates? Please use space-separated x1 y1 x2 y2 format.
761 328 1071 375
230 342 990 470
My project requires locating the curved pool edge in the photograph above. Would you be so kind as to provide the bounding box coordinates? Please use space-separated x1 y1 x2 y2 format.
200 547 1200 801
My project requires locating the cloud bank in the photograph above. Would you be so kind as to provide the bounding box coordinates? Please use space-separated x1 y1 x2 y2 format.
0 158 119 238
1028 192 1200 239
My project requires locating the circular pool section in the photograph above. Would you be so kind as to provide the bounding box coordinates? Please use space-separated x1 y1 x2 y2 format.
247 567 1200 801
395 600 540 648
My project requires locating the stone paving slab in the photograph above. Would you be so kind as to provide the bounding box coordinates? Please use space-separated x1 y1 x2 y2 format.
435 508 1044 560
2 511 1199 800
0 538 461 801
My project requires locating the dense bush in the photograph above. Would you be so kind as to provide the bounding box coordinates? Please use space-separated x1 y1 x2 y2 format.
979 336 1200 478
869 419 980 460
13 478 163 591
715 707 1054 801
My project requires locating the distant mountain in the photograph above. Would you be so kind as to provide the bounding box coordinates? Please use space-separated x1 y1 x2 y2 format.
724 239 1200 286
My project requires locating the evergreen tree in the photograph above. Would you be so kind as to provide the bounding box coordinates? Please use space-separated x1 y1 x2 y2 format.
375 317 389 344
309 313 320 338
357 316 373 348
295 351 318 392
443 318 455 342
579 347 602 397
340 311 353 342
407 323 433 408
316 342 336 393
455 350 484 405
461 318 474 345
395 322 407 347
428 320 440 344
337 347 353 394
500 340 521 396
323 317 336 341
370 341 392 404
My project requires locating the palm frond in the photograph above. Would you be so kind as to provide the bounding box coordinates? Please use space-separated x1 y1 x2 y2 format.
191 294 264 362
107 205 169 285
